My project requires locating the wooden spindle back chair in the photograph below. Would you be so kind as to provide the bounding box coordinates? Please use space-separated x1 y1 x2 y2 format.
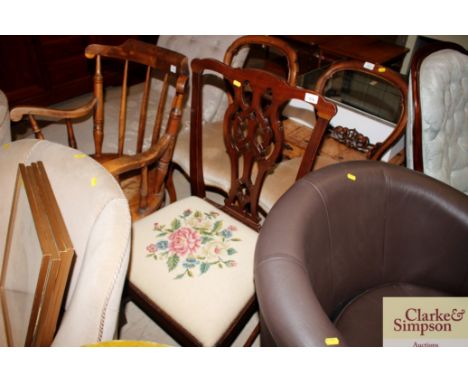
11 39 189 220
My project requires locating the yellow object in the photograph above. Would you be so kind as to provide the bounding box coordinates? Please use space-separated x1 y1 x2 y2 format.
2 143 10 150
74 153 87 159
233 80 241 87
91 177 97 187
347 173 357 181
325 337 340 346
378 67 387 73
84 340 169 347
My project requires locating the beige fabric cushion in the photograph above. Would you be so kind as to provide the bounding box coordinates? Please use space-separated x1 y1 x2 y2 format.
259 157 302 212
131 196 257 346
0 139 131 346
173 120 232 192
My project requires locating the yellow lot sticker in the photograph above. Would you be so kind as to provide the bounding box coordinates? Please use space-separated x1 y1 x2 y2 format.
347 173 357 181
90 177 97 187
325 337 340 346
74 153 87 159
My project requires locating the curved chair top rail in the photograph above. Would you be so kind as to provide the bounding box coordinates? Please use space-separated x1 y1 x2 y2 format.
409 42 468 172
85 38 190 76
224 35 299 86
315 59 408 161
190 58 336 228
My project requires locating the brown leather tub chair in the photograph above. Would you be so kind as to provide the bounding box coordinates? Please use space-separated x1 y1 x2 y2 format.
254 161 468 346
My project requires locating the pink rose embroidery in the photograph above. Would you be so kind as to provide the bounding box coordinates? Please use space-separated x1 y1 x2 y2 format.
146 209 241 279
168 227 201 256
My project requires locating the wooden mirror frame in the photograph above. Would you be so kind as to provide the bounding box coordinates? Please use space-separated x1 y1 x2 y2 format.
0 162 74 346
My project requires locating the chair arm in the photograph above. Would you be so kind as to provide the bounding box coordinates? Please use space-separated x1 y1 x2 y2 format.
255 255 345 346
102 134 172 177
10 97 97 122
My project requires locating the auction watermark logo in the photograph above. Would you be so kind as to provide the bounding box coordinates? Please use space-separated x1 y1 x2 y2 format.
383 297 468 347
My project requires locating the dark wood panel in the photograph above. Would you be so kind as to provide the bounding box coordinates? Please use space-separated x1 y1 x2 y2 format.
0 36 44 96
0 35 158 108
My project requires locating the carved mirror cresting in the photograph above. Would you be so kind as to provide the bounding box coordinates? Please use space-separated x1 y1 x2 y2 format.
0 162 74 347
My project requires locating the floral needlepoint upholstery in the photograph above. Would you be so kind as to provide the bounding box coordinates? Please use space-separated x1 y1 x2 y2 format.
146 209 241 280
131 196 257 346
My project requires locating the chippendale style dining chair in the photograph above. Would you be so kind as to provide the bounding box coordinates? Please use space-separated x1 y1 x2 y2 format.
169 35 299 202
103 58 336 346
10 39 189 220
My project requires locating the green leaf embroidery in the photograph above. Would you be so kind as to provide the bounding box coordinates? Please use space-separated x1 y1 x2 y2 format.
200 262 210 274
194 211 203 219
227 248 237 256
231 238 241 242
211 220 223 234
174 272 185 280
171 218 181 231
201 236 212 244
167 254 179 272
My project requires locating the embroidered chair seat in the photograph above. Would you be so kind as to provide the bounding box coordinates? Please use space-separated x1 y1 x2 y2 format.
131 196 257 346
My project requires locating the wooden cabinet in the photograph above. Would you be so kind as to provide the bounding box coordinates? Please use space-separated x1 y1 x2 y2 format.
0 36 158 108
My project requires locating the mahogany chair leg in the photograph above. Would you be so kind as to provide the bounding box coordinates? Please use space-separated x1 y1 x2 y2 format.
243 323 260 347
116 285 131 339
166 164 177 203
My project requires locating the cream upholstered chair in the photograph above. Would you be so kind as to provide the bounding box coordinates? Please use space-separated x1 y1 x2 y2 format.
0 139 131 346
406 42 468 194
103 58 335 346
0 89 11 146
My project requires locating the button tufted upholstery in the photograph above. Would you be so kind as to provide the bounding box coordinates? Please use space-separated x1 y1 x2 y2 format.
407 46 468 194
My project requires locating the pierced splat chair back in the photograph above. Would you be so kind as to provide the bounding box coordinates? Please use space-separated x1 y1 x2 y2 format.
189 59 336 230
315 60 408 161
